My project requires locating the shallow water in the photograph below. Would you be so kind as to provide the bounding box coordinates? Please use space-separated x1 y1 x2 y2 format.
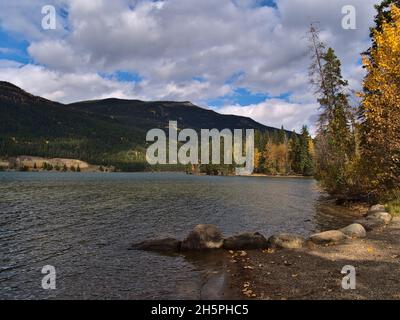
0 172 359 299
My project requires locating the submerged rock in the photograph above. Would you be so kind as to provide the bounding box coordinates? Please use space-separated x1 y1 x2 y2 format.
339 223 366 238
309 230 347 245
223 232 268 250
181 224 224 250
267 233 306 249
132 238 181 252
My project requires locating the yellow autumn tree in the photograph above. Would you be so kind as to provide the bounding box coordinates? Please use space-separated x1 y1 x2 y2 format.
253 147 262 173
263 143 289 175
359 4 400 197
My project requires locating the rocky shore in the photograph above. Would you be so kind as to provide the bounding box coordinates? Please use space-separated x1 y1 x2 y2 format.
0 156 115 172
226 217 400 300
132 204 399 299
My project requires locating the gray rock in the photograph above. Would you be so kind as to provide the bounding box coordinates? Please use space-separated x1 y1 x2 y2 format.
366 211 392 224
181 224 224 250
309 230 347 245
339 223 366 238
267 233 306 249
354 218 386 231
132 238 181 252
223 232 268 250
369 204 386 212
355 211 392 231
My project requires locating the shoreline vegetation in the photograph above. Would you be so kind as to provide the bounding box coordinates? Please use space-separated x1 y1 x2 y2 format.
306 3 400 206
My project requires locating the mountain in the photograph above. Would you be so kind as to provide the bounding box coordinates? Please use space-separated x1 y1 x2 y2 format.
0 81 291 170
69 99 277 133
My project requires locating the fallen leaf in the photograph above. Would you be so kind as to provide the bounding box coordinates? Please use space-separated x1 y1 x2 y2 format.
263 249 275 254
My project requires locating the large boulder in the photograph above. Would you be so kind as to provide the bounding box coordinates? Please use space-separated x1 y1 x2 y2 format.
181 224 224 250
354 218 386 231
132 238 181 252
223 232 268 250
309 230 347 245
339 224 366 238
267 233 306 249
366 211 392 224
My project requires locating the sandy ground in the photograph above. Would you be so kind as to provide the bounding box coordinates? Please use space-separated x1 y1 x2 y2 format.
225 217 400 300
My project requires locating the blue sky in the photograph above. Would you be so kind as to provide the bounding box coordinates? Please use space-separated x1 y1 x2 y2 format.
0 0 379 132
0 28 30 64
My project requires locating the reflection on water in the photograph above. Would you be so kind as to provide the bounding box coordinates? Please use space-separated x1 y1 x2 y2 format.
0 172 359 299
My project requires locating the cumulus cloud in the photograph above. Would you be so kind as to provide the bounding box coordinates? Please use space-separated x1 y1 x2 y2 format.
0 60 231 103
0 0 380 130
218 99 319 133
0 0 69 40
0 63 140 102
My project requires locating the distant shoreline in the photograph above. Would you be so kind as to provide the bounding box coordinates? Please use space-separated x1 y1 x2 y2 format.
246 173 314 179
0 168 314 178
1 156 312 177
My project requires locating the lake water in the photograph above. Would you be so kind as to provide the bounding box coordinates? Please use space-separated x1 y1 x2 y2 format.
0 172 359 299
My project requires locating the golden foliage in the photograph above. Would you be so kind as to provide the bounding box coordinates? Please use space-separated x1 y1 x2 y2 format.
264 143 289 175
360 5 400 194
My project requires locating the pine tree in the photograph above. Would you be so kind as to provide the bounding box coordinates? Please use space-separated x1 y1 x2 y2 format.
359 4 400 197
299 126 314 176
289 128 314 176
289 132 301 173
278 126 286 144
308 26 356 195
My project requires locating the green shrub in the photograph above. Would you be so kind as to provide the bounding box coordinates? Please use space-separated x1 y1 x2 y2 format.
386 198 400 217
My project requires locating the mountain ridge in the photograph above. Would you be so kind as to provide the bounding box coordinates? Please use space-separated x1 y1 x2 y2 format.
0 81 293 171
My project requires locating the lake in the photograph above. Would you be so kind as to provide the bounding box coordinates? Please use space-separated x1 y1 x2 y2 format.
0 172 359 299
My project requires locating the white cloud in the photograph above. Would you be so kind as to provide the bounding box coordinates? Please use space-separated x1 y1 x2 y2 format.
0 0 69 40
0 59 24 68
0 63 140 103
0 61 231 103
217 99 319 133
0 0 381 129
